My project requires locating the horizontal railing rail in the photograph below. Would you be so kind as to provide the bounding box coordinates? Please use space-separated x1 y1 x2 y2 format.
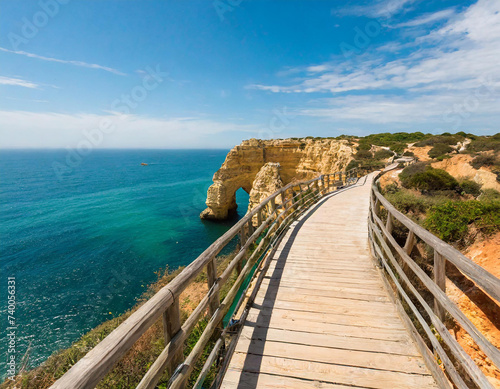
368 171 500 389
50 168 358 389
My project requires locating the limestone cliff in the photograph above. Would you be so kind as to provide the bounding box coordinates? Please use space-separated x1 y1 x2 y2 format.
200 138 354 220
247 162 283 225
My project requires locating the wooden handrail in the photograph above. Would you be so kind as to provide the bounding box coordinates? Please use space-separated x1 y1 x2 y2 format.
368 173 500 389
49 168 358 389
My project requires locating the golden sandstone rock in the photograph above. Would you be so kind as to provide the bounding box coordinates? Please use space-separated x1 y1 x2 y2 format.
200 138 354 220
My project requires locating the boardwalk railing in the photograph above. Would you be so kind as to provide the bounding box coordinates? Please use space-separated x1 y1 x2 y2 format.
368 174 500 389
50 169 358 389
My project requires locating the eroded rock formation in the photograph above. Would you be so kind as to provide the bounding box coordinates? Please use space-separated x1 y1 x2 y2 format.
200 138 354 220
247 162 284 225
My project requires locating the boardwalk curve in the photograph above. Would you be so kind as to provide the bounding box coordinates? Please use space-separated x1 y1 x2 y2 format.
221 173 439 388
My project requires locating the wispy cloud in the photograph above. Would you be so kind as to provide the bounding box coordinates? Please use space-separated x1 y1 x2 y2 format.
249 0 500 132
335 0 418 18
0 76 39 89
250 0 500 123
4 97 49 103
393 8 456 28
0 47 126 76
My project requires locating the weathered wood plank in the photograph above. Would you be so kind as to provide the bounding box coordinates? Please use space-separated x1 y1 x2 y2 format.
221 370 356 389
234 338 429 374
245 307 409 333
238 326 420 356
227 353 437 389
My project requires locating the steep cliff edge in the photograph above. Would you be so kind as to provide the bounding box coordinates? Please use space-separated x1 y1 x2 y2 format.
200 138 354 220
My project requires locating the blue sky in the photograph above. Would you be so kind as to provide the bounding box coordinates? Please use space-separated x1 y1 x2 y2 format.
0 0 499 148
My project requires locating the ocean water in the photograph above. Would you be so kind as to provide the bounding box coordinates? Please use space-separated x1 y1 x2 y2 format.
0 149 248 375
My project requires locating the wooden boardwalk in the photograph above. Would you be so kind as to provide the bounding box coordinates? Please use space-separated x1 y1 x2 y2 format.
221 173 439 389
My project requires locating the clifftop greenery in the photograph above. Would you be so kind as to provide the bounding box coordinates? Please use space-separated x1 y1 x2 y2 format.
382 161 500 246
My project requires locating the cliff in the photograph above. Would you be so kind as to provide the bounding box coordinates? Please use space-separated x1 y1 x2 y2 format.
200 138 355 220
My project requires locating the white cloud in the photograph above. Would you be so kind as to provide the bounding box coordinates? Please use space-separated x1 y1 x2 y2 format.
393 8 455 28
299 92 499 125
0 47 126 76
0 111 260 149
336 0 418 18
249 0 500 131
0 76 39 88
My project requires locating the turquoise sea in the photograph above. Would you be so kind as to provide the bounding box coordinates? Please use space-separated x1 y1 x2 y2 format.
0 149 248 375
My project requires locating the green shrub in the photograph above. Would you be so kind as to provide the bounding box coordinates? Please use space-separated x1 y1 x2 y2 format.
470 154 497 169
428 143 453 159
346 160 359 171
467 135 500 153
459 179 481 197
355 149 372 159
357 142 371 151
481 189 500 201
400 164 459 192
385 190 431 215
402 150 415 157
424 200 500 242
374 149 394 160
415 134 464 147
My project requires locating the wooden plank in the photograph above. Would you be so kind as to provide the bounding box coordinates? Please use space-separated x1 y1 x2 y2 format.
234 338 429 375
238 326 420 356
227 353 437 389
253 290 397 316
245 308 408 334
221 370 358 389
258 280 389 302
263 273 383 288
267 260 378 274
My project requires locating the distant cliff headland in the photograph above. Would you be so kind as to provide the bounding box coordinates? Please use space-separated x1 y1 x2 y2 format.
199 138 355 220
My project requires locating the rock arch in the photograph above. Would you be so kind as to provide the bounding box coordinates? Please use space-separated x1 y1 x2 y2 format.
200 138 354 220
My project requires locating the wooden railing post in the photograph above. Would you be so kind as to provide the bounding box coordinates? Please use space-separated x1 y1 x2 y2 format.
237 226 246 273
326 175 330 193
404 230 415 255
270 197 277 228
280 190 286 210
162 298 182 374
434 251 446 322
206 257 219 316
256 208 262 227
384 213 393 243
374 198 381 216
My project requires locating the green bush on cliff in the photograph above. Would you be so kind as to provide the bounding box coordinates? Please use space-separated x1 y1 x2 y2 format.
400 164 459 192
458 179 481 197
470 154 498 169
428 143 453 159
467 133 500 153
374 149 394 160
424 200 500 242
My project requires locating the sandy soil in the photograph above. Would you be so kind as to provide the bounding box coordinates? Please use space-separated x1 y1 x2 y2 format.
447 233 500 387
432 154 500 191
